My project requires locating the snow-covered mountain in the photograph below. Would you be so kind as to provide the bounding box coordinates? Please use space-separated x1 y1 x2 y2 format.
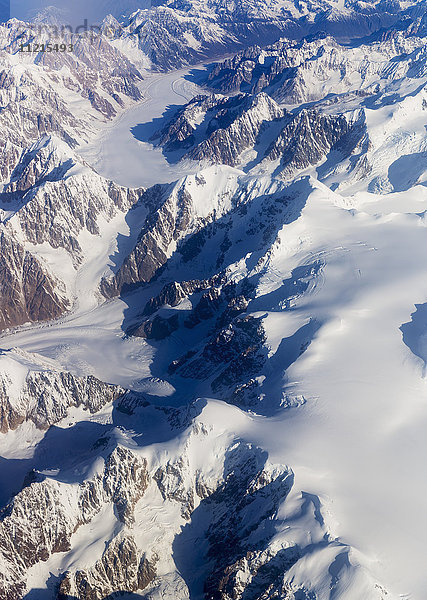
0 134 144 330
205 31 427 103
0 347 125 432
0 2 426 600
150 30 426 191
0 21 143 179
103 0 425 70
0 20 149 330
149 92 367 183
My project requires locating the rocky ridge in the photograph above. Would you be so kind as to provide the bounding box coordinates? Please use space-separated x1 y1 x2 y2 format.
0 19 148 331
105 0 419 71
0 348 126 433
152 92 284 166
152 92 367 180
0 445 149 599
0 135 144 330
0 21 143 183
0 398 389 599
205 31 427 104
100 167 305 299
0 230 69 331
0 2 424 598
2 136 142 262
149 28 427 192
102 172 328 411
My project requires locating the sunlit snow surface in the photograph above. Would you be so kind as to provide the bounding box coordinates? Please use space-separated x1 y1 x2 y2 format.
2 60 427 598
78 68 205 188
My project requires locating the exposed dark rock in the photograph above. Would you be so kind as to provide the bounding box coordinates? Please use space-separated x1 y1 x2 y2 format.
152 92 284 167
184 287 222 328
6 137 143 262
151 89 366 179
205 29 424 104
128 313 179 340
58 537 157 600
265 109 366 178
0 362 126 433
108 0 409 72
172 442 296 600
99 176 237 298
0 445 150 598
168 350 197 375
174 315 267 389
0 24 143 185
154 455 196 519
0 231 69 332
0 135 143 330
79 447 149 526
143 280 202 316
216 294 250 328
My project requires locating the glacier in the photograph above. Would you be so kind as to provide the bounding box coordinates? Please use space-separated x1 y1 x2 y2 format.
0 1 426 599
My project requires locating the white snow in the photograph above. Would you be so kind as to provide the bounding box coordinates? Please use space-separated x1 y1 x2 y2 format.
77 66 206 188
1 28 427 598
3 172 427 597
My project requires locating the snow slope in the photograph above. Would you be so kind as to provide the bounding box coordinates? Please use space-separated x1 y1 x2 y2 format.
2 174 427 597
78 66 205 187
0 6 427 600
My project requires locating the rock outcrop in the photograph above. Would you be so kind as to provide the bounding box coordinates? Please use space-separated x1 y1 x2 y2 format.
106 0 415 71
206 30 427 103
151 91 367 180
0 348 126 432
0 231 69 331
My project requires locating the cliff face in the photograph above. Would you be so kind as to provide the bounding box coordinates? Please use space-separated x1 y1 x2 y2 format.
149 90 367 182
263 109 367 178
0 445 149 599
206 30 427 103
0 20 147 331
0 135 143 330
153 92 284 165
0 348 126 433
100 166 302 298
107 0 416 71
0 22 143 184
0 3 424 598
0 231 69 331
4 136 142 261
0 389 388 600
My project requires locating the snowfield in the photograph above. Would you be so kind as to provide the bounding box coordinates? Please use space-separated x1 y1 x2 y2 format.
77 66 206 188
3 177 427 596
0 5 427 599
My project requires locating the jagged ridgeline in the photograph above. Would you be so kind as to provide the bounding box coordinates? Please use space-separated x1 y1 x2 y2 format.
0 347 387 600
90 0 427 71
0 1 425 599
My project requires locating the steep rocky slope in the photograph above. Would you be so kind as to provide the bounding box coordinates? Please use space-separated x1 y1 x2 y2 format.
149 27 427 190
105 0 420 71
100 167 307 298
205 31 427 103
0 230 69 331
151 93 367 179
0 135 144 330
3 136 142 262
0 394 388 599
0 348 125 433
0 20 148 330
0 21 143 183
152 92 284 165
0 2 426 599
